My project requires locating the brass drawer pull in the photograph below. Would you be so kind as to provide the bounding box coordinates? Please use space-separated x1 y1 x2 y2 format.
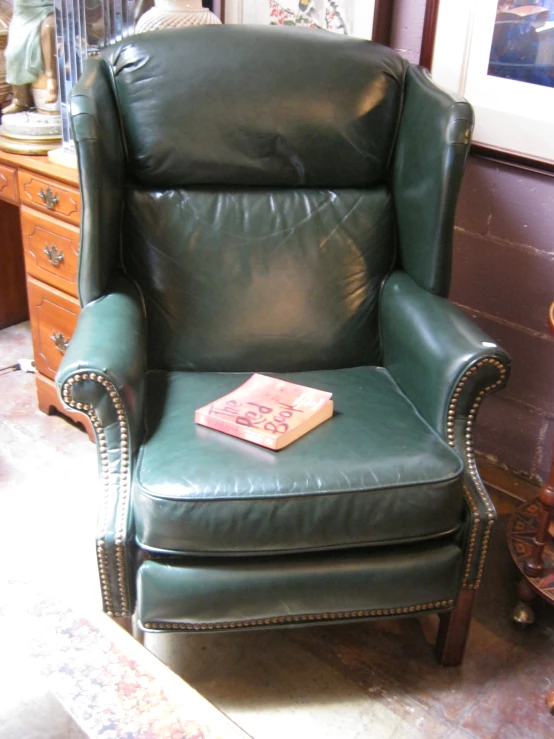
43 244 64 266
51 331 69 352
38 186 60 210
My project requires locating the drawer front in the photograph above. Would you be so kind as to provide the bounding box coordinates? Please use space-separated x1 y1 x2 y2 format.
18 170 80 224
0 163 18 204
21 207 79 297
27 277 80 380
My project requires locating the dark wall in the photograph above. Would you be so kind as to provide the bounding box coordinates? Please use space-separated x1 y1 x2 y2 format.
391 0 554 484
451 160 554 483
203 1 223 17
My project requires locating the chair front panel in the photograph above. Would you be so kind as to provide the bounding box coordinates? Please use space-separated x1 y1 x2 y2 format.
123 187 395 372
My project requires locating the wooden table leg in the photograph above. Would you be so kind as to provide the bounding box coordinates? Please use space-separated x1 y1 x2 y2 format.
509 300 554 711
524 461 554 580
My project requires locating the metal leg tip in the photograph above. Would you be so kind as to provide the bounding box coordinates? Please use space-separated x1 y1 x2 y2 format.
512 602 535 629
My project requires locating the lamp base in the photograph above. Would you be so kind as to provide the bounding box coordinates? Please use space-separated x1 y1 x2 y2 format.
136 7 221 32
0 111 62 156
0 134 61 155
0 110 61 155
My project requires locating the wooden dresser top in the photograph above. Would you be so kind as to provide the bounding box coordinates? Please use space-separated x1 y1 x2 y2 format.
0 150 79 188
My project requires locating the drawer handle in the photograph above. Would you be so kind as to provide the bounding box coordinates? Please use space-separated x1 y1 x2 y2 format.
38 186 60 210
44 244 64 266
51 331 69 353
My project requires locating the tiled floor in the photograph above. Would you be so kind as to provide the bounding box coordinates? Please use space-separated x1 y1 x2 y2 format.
1 321 554 739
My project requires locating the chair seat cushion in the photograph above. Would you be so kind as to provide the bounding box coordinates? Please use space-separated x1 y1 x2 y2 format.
134 367 465 555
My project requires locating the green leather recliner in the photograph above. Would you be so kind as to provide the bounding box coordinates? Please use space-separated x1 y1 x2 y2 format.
56 25 510 666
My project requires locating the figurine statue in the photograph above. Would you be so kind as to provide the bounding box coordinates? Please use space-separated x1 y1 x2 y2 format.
2 0 58 114
0 11 10 109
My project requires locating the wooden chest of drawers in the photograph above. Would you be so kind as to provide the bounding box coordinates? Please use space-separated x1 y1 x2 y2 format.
19 170 81 225
0 161 27 328
0 162 18 204
0 151 93 439
21 208 79 296
26 277 80 379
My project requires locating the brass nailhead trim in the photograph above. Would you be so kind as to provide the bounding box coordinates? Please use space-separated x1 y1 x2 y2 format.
461 484 479 589
62 373 131 616
142 600 455 632
446 358 507 589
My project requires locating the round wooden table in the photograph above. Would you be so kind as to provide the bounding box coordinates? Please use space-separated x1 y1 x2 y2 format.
508 498 554 611
508 499 554 713
508 301 554 713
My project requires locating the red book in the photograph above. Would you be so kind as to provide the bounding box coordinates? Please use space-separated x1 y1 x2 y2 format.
195 373 333 450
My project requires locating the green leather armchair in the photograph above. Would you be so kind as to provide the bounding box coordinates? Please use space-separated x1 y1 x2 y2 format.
56 25 510 667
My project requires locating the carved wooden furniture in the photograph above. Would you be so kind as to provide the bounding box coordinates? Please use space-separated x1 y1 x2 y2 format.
508 501 554 614
0 150 92 437
0 157 27 328
508 300 554 713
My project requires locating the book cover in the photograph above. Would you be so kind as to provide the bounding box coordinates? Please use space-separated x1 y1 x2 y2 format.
195 373 333 450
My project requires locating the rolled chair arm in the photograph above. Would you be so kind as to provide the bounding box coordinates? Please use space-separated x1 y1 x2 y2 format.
56 276 147 617
380 271 511 589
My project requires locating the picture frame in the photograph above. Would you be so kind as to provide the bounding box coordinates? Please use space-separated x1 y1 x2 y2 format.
222 1 392 45
423 0 554 173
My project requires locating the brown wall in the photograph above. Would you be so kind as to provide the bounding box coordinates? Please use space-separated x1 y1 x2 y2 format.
390 0 426 63
451 160 554 484
391 1 554 484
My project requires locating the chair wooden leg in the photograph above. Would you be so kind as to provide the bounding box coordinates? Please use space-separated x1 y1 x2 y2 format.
113 614 145 644
132 615 145 645
434 590 475 667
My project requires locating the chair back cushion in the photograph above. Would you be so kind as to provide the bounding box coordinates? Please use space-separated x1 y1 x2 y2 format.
123 187 395 371
107 26 406 370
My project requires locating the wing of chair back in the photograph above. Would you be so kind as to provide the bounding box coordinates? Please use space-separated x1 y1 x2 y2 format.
56 26 510 667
